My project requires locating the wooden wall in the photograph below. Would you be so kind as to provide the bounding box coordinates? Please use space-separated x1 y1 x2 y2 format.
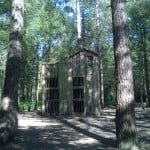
44 51 101 115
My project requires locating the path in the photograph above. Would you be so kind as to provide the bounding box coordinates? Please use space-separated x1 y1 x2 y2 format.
1 108 150 150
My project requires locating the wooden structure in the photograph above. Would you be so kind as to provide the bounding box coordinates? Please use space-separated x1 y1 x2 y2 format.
43 49 101 115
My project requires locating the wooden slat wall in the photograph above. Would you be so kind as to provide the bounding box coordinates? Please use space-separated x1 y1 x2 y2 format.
44 64 60 114
44 51 101 115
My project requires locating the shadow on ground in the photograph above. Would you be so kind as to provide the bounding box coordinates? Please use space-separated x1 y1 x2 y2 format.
1 108 150 150
1 110 116 150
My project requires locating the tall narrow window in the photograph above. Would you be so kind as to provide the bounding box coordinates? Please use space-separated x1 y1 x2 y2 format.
73 77 84 113
45 77 59 114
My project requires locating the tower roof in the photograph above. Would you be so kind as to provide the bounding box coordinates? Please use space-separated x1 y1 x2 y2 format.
68 48 99 59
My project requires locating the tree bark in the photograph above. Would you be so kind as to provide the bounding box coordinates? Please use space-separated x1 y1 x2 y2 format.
96 0 104 108
111 0 137 149
0 0 24 144
82 5 85 48
142 28 150 107
139 57 144 105
34 43 39 110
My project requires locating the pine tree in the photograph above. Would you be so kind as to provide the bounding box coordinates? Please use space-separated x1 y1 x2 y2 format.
111 0 137 149
0 0 24 144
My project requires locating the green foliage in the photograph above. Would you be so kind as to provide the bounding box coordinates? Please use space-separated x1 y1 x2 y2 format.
105 99 116 107
0 3 10 98
0 0 11 15
103 46 115 104
135 102 147 108
18 101 42 111
0 0 149 109
128 0 150 103
18 0 77 103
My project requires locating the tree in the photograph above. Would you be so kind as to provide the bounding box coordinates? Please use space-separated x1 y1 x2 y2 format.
0 0 11 15
0 0 24 144
0 0 11 101
17 0 77 110
129 0 150 107
76 0 83 50
95 0 104 108
142 28 150 107
111 0 137 149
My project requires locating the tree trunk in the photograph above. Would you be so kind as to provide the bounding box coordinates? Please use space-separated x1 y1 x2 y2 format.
139 57 144 105
111 0 137 149
0 0 24 144
96 0 104 108
82 5 85 48
142 28 150 107
76 0 83 50
34 43 39 110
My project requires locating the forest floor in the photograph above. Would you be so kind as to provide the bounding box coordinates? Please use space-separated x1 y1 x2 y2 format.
1 108 150 150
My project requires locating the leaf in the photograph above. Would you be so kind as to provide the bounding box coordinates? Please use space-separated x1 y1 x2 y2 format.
64 6 74 13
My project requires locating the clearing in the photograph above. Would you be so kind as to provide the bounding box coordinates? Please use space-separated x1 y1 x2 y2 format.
1 108 150 150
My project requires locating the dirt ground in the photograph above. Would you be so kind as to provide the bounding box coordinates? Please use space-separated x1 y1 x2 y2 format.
1 108 150 150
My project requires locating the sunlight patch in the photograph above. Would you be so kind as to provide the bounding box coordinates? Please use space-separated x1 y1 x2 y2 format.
0 97 12 111
69 137 99 145
18 118 62 129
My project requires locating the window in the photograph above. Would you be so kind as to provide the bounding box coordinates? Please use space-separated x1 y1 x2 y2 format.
73 77 84 86
47 100 59 114
73 100 84 113
73 77 84 113
45 77 59 114
48 89 59 100
73 89 84 99
46 78 58 88
87 56 93 63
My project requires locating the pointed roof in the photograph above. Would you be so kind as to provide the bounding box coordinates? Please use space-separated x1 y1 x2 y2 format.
68 48 99 59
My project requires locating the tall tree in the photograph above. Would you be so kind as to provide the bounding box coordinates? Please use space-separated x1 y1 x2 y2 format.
129 0 150 106
0 0 24 144
95 0 104 108
76 0 83 50
142 28 150 106
111 0 137 149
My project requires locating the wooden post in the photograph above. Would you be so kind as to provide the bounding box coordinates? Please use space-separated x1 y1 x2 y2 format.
42 64 46 112
67 63 73 114
93 60 101 115
59 63 63 114
84 72 88 115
